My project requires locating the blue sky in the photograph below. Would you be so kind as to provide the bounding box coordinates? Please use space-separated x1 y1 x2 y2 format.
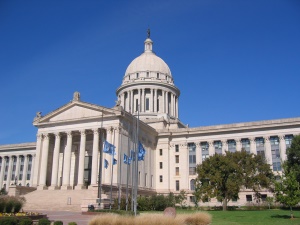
0 0 299 145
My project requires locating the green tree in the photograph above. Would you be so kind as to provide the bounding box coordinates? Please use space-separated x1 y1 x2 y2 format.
285 135 300 182
274 164 300 218
175 190 187 208
195 151 273 211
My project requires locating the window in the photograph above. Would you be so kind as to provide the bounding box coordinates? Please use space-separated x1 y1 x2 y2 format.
136 73 139 78
241 139 250 153
232 196 238 202
285 135 293 148
190 196 195 202
261 194 267 202
159 149 163 156
190 179 195 190
159 175 163 182
201 142 209 161
256 137 265 159
175 167 179 176
189 155 196 164
175 145 179 152
176 180 180 191
227 140 236 152
159 162 163 169
246 195 252 202
188 143 196 175
271 136 281 171
175 155 179 163
146 98 149 111
189 167 196 175
146 72 149 77
214 141 222 154
157 73 159 78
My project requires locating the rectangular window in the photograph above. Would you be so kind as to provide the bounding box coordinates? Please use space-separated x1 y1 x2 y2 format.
246 195 252 202
214 141 222 154
261 194 267 202
146 72 149 77
175 145 179 152
159 175 163 183
189 155 196 164
159 162 163 169
241 139 250 153
159 149 163 156
176 180 180 191
136 73 139 78
271 136 281 171
285 135 293 148
175 155 179 163
201 142 209 161
157 73 159 78
146 98 149 111
189 167 196 175
190 196 195 203
256 137 265 159
227 140 236 152
175 167 179 176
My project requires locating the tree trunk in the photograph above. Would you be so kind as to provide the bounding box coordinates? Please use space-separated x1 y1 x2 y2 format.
290 206 294 219
223 198 228 211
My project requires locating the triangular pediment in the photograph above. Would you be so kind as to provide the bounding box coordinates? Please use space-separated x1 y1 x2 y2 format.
34 100 119 125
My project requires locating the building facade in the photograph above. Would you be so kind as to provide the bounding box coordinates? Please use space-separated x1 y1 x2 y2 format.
0 35 299 206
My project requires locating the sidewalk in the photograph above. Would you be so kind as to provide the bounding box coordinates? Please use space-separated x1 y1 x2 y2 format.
34 210 96 225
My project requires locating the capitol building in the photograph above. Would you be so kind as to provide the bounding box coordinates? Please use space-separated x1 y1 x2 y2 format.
0 34 299 210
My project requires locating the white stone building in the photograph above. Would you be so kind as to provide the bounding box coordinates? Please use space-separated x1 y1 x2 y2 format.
0 35 299 208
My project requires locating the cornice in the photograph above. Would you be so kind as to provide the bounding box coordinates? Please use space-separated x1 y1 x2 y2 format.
0 142 36 151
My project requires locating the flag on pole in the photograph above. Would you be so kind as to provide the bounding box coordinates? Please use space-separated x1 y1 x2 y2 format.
138 141 146 161
103 141 116 155
104 159 109 169
130 149 135 161
123 153 132 165
113 158 117 165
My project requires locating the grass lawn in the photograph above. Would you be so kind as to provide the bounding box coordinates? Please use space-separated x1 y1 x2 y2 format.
176 209 300 225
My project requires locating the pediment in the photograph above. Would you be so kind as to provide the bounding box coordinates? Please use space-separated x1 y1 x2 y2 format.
34 101 118 125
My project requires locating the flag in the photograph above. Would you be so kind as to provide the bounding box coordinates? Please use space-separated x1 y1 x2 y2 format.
104 159 109 169
124 153 132 165
138 141 146 161
103 141 116 155
113 158 117 165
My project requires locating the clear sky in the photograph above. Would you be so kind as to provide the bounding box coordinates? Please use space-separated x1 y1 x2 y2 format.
0 0 299 145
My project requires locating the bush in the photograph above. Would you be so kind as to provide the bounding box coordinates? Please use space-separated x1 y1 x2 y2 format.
38 218 51 225
0 217 18 225
68 223 77 225
19 217 33 225
5 199 14 213
54 221 63 225
0 196 26 213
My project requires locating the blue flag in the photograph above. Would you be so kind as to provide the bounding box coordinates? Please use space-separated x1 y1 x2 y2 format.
104 159 109 169
124 153 132 165
113 158 117 165
103 141 116 155
138 141 146 161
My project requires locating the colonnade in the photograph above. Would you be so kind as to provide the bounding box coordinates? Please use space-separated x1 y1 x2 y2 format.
119 88 179 118
0 154 34 190
33 127 119 190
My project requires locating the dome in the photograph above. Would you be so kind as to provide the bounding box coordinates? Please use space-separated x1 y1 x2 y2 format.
124 38 172 76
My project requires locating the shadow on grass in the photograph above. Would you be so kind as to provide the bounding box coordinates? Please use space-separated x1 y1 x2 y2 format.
271 214 295 219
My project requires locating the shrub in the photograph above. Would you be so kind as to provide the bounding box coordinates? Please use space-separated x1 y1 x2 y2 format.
0 217 18 225
182 212 212 225
68 223 77 225
54 221 63 225
38 218 51 225
19 217 33 225
5 198 14 213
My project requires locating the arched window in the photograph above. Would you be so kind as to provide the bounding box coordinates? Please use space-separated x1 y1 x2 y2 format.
190 179 195 191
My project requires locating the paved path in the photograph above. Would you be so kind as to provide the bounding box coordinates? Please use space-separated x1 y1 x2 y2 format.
33 210 96 225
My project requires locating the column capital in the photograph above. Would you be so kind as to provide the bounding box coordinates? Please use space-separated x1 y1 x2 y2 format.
208 141 214 147
66 131 73 138
92 128 99 135
195 142 201 148
278 135 285 141
36 133 43 139
249 137 256 143
264 136 270 142
54 132 61 138
80 130 86 136
42 133 50 139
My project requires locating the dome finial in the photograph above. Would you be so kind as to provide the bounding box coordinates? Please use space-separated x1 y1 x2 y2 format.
147 28 150 38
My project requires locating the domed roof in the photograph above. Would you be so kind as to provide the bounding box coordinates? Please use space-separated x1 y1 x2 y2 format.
125 38 172 76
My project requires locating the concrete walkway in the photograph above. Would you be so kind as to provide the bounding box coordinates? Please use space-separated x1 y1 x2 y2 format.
33 210 96 225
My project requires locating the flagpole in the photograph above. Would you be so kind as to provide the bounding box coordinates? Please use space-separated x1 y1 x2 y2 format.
126 123 131 211
131 116 136 211
118 128 122 210
109 128 115 210
134 105 139 216
98 111 104 208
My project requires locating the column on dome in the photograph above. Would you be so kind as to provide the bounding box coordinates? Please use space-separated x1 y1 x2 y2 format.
279 135 287 162
249 137 256 154
208 141 214 156
0 156 6 188
175 97 178 118
62 131 73 189
91 129 99 185
154 89 157 112
22 155 29 186
76 130 86 189
164 91 168 114
38 133 50 189
170 93 174 116
173 94 176 117
50 133 61 189
264 136 272 166
6 156 13 189
150 89 153 113
141 89 145 112
130 90 133 114
32 134 42 187
236 139 241 151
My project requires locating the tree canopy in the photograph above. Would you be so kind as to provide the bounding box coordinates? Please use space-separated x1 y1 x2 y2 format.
285 135 300 182
195 151 273 210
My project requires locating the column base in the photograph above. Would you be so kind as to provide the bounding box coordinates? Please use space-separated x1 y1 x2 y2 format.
48 186 60 190
61 185 73 190
37 185 48 190
75 185 87 190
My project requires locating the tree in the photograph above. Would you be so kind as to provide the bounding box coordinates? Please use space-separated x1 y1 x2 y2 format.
195 151 274 211
274 164 300 218
285 135 300 182
175 190 187 208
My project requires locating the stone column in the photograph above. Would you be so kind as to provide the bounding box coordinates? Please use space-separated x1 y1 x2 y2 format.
6 156 13 189
38 134 50 189
150 89 153 112
113 127 120 184
141 89 145 112
0 157 7 188
76 130 86 189
29 154 35 186
264 136 272 166
50 133 61 189
236 139 241 151
15 155 21 185
250 137 256 154
170 93 174 116
130 90 133 113
175 97 178 118
196 143 202 164
208 141 214 156
32 134 42 187
22 155 29 186
222 140 227 154
154 89 157 112
62 131 73 189
279 135 287 162
91 129 99 185
165 91 168 114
